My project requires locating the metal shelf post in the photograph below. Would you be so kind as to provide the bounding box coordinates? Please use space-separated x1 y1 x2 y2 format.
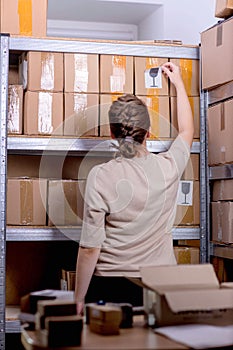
0 34 9 350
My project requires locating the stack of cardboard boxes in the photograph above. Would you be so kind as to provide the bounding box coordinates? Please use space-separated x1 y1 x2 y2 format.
201 8 233 244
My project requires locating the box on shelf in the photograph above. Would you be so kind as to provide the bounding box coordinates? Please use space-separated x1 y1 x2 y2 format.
137 96 170 139
64 53 99 93
7 177 47 225
64 93 98 137
170 96 200 139
174 246 200 264
9 65 19 85
134 57 169 96
181 154 199 181
208 98 233 166
19 52 63 92
215 0 233 18
0 0 47 36
99 94 120 137
212 201 233 243
100 55 133 94
24 91 63 135
212 179 233 201
174 180 200 226
60 269 76 291
201 17 233 90
139 264 233 327
169 59 199 96
48 179 86 226
7 85 23 134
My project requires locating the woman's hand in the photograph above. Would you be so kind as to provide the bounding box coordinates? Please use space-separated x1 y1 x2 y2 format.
161 62 184 89
76 300 85 316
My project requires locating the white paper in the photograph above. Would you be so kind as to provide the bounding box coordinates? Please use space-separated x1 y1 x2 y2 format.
144 67 162 89
155 324 233 349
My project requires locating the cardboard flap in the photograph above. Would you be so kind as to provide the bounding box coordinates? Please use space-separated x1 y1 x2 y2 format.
140 264 219 293
165 289 233 313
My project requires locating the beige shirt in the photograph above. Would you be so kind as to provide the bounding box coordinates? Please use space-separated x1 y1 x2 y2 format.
80 135 190 277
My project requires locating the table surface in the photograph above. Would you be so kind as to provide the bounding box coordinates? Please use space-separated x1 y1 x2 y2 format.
21 316 188 350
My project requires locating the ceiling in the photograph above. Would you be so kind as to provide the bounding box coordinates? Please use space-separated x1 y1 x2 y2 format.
47 0 161 25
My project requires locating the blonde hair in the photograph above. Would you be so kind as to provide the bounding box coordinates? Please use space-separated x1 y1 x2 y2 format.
108 94 150 158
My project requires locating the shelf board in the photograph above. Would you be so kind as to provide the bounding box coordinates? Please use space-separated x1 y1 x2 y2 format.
210 242 233 260
9 36 199 59
6 306 21 333
6 226 200 241
7 137 200 155
6 227 81 241
209 164 233 180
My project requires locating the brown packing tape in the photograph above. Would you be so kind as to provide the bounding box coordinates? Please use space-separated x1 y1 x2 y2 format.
216 24 223 46
145 96 160 138
63 181 78 226
18 0 32 36
20 179 33 224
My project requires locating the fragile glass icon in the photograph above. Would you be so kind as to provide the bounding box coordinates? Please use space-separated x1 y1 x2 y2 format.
181 182 191 204
149 67 160 87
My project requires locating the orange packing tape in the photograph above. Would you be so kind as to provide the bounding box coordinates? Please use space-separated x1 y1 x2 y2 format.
18 0 32 36
146 96 159 139
111 56 126 93
180 59 192 97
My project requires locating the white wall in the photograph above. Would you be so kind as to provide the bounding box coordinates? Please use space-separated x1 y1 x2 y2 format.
47 0 218 45
138 0 217 44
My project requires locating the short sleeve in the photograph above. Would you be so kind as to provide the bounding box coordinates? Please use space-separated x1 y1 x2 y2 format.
166 135 191 177
79 166 108 248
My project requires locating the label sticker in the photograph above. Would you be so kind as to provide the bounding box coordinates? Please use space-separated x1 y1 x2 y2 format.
177 180 193 206
144 67 162 89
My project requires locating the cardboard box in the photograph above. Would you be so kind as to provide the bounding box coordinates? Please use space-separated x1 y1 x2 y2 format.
7 177 47 225
215 0 233 18
60 269 76 291
41 315 83 348
0 0 47 36
36 299 77 329
24 91 63 135
100 55 133 94
212 201 233 243
170 96 200 139
140 264 233 327
64 93 98 137
134 57 169 96
181 154 199 181
201 17 233 90
169 59 199 96
174 246 200 264
99 94 120 137
174 180 200 226
9 65 19 85
212 179 233 201
48 179 86 226
137 96 170 139
89 305 122 335
64 53 99 93
20 52 63 92
208 99 233 166
7 85 23 134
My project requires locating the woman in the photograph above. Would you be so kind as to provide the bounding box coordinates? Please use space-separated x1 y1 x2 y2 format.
75 62 194 314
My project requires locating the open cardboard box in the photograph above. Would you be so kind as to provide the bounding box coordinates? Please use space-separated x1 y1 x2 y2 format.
134 264 233 327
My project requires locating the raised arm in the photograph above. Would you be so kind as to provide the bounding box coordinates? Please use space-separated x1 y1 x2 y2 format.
161 62 194 147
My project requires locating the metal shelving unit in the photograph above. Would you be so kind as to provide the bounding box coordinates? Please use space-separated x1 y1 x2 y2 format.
1 35 205 343
205 81 233 261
